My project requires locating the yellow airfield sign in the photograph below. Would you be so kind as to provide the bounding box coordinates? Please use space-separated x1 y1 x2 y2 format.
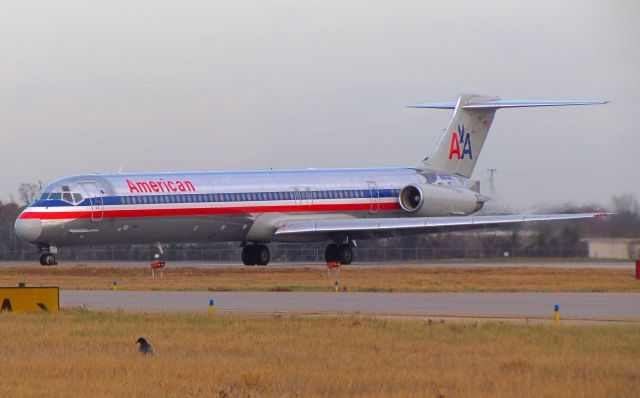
0 287 59 313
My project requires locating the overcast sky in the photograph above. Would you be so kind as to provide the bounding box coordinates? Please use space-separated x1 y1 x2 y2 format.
0 1 637 210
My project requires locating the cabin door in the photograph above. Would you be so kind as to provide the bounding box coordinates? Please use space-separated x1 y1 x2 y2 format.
367 181 380 214
79 182 104 221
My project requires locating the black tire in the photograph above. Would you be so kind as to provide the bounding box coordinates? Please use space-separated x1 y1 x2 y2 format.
337 245 353 265
256 245 270 266
242 245 257 266
324 244 338 263
40 253 56 266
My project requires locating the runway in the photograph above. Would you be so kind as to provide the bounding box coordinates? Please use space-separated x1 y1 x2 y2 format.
61 290 640 321
2 260 634 269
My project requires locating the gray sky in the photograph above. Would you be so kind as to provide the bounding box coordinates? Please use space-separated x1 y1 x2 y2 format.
1 1 638 210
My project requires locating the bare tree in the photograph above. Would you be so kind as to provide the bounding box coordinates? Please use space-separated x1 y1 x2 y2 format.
17 181 44 206
612 193 640 215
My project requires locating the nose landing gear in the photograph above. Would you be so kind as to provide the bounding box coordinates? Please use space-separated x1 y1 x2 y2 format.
37 245 57 266
242 244 270 266
39 253 57 266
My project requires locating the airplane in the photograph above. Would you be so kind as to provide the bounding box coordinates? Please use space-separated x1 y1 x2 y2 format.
14 94 609 266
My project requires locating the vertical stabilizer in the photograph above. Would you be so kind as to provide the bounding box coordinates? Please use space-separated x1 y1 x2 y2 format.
409 95 608 178
420 94 496 177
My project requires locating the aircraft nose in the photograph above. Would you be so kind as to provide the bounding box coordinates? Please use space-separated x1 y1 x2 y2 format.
14 217 42 243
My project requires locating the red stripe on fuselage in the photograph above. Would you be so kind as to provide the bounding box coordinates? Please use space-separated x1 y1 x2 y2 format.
19 202 400 220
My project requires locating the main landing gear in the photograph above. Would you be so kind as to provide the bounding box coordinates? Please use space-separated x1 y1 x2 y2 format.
324 243 353 265
242 244 270 266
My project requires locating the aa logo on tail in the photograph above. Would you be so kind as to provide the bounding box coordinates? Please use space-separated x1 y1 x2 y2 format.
448 124 472 160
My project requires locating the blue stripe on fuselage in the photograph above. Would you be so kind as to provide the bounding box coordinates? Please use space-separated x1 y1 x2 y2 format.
30 188 400 208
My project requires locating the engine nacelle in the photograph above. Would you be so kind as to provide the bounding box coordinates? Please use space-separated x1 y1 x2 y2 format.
398 183 483 217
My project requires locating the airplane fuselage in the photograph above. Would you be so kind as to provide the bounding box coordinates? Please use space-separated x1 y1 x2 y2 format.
16 167 482 248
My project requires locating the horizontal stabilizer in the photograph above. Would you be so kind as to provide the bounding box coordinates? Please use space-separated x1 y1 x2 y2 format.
408 99 609 110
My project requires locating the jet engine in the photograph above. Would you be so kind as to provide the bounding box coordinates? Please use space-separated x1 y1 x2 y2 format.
398 183 484 217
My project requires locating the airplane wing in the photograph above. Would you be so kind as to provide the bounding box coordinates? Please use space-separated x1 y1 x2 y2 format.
274 213 609 238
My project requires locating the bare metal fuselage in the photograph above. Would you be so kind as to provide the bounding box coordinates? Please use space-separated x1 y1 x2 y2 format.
19 167 481 247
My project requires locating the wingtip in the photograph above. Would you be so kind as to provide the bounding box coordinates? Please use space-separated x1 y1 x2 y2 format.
594 212 615 217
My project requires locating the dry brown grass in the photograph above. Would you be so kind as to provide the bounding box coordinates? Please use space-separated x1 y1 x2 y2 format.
0 265 639 292
0 310 638 397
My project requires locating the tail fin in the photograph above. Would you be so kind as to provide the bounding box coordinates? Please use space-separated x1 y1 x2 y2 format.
409 94 608 178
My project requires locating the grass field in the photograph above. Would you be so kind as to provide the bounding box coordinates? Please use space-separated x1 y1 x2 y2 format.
0 265 638 292
0 310 638 397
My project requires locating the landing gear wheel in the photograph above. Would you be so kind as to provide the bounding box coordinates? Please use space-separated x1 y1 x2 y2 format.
39 253 57 266
242 245 257 266
325 244 338 263
337 245 353 265
255 245 270 266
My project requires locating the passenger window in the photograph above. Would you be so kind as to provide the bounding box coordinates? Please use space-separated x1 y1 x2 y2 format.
73 193 83 203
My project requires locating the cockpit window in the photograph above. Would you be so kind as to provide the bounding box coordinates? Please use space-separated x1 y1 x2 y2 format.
39 193 50 200
62 185 71 192
48 193 62 200
73 193 83 203
62 193 73 203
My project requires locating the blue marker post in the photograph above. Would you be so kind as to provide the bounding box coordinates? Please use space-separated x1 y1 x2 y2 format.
209 297 215 317
553 304 560 323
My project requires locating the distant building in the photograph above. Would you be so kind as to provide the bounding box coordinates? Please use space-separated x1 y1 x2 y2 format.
581 238 640 260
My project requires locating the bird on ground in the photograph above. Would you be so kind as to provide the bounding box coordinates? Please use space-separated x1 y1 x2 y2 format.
136 337 154 355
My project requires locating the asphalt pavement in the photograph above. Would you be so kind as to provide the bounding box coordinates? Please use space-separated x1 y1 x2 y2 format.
61 290 640 321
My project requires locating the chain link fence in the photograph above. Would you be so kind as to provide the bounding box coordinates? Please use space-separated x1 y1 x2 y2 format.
0 245 588 263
